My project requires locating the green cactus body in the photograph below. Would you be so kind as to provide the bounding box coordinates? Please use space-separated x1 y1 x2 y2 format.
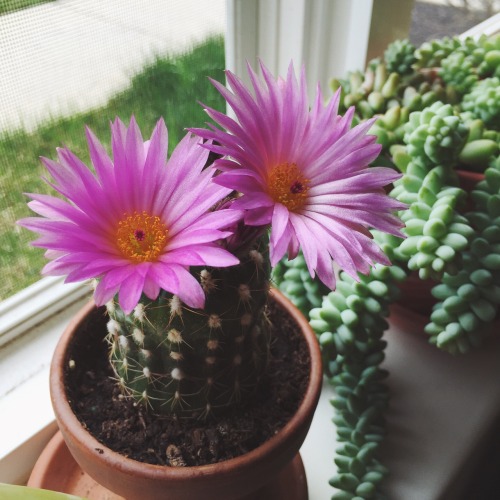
106 240 271 418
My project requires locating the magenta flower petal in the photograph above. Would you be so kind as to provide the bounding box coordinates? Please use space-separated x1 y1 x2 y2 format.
288 214 318 273
315 250 337 290
85 126 115 189
244 206 274 226
154 263 205 309
213 171 265 193
24 194 75 221
269 222 293 267
309 167 402 195
143 278 161 301
229 193 274 211
166 228 233 251
193 61 405 289
163 247 239 267
94 280 120 306
173 268 206 309
19 118 241 313
42 259 80 277
119 271 146 314
270 203 291 255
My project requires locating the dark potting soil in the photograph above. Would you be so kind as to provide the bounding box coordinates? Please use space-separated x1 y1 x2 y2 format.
64 299 310 467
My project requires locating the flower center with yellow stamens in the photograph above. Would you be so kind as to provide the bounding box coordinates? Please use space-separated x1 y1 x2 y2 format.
267 162 310 211
116 211 168 263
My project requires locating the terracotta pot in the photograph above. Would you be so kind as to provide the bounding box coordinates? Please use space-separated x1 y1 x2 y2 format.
48 288 322 500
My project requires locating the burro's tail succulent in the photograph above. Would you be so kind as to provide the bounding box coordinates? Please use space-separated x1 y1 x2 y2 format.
107 237 271 417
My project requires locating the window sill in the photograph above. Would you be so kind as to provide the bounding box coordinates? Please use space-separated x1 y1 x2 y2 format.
0 281 90 485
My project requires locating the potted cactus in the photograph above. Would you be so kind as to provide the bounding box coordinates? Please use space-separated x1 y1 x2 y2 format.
19 60 402 499
274 34 500 498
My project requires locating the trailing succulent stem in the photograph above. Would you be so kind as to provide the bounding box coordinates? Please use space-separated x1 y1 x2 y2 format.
310 234 404 500
107 238 271 418
425 157 500 353
389 99 499 352
390 121 476 281
275 233 405 499
272 253 330 318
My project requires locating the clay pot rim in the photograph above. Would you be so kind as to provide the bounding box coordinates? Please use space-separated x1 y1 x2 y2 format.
50 287 323 481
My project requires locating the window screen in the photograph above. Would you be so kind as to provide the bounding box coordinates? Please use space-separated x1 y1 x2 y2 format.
0 0 226 301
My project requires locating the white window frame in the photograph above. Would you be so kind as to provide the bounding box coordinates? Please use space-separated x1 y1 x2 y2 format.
0 277 88 349
225 0 415 100
459 11 500 39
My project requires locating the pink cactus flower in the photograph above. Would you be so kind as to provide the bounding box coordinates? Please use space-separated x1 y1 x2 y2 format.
192 61 405 289
18 117 240 313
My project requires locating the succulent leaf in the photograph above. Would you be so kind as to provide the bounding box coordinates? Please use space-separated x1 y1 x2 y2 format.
384 39 417 75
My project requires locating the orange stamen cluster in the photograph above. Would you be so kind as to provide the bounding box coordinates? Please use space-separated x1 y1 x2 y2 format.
116 211 168 263
267 162 309 211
